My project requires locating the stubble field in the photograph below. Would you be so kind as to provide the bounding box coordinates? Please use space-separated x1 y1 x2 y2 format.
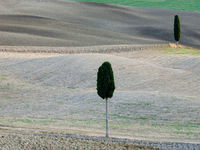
0 46 199 149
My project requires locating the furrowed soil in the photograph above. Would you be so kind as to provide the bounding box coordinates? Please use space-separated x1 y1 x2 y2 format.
0 0 200 48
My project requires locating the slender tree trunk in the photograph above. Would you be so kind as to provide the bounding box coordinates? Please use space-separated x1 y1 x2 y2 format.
106 98 108 137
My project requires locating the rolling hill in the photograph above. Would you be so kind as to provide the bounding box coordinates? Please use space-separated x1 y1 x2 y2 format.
0 0 200 48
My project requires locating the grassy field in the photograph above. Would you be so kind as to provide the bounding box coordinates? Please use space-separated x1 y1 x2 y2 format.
162 48 200 56
74 0 200 12
1 116 200 140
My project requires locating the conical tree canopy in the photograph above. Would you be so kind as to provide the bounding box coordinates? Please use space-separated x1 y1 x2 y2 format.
97 61 115 99
174 15 181 42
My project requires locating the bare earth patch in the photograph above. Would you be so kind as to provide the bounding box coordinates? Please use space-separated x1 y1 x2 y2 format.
0 130 160 150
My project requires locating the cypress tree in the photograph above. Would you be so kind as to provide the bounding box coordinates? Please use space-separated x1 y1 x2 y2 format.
97 61 115 137
174 15 181 44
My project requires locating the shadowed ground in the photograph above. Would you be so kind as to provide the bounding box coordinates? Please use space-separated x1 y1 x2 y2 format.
0 0 200 48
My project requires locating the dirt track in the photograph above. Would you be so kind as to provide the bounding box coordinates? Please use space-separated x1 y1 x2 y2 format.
0 128 160 150
0 126 200 150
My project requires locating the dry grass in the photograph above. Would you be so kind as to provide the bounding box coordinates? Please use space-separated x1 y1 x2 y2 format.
0 47 199 143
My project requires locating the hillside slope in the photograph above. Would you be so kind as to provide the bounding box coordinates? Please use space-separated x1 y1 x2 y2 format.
0 50 200 142
0 0 200 48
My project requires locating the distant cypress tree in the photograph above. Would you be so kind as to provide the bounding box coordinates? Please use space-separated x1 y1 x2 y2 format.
174 15 181 44
97 61 115 137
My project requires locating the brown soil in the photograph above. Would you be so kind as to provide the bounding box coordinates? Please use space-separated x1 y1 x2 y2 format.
0 129 160 150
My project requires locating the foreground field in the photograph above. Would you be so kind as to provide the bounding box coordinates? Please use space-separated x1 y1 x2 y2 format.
0 46 199 148
0 129 161 150
74 0 200 12
0 0 200 48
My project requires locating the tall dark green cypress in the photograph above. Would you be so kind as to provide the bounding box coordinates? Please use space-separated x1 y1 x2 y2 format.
97 61 115 137
174 15 181 44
